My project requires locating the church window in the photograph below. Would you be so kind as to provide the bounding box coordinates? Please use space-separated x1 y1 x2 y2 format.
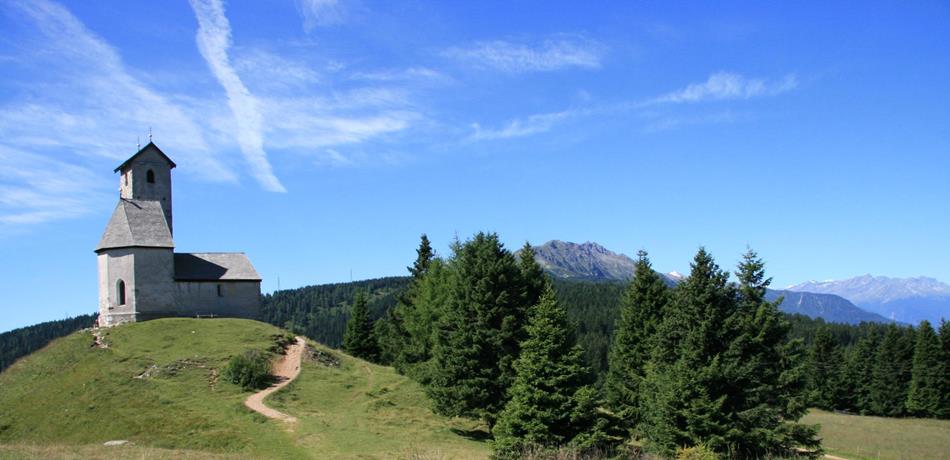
217 284 223 297
147 169 155 184
116 279 126 306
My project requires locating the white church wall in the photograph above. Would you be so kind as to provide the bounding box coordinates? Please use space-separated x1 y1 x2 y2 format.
98 249 136 326
174 281 261 319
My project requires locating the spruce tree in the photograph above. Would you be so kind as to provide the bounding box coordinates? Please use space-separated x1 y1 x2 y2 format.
842 332 879 414
605 250 669 431
870 324 914 416
428 232 527 428
518 242 548 310
940 320 950 418
343 291 379 362
639 248 735 454
722 250 818 455
408 234 434 276
492 285 599 458
906 321 943 417
807 326 845 410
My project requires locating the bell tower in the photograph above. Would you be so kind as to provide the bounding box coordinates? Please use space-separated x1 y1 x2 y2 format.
115 142 176 234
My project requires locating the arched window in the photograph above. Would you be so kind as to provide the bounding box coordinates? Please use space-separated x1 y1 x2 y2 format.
146 169 155 184
216 284 223 297
116 279 126 306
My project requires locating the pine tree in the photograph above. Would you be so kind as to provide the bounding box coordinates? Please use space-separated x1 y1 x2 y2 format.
377 234 439 368
428 232 528 429
721 250 818 455
842 332 879 414
940 320 950 418
639 248 736 454
492 285 599 458
343 291 379 362
518 242 548 310
870 324 914 416
807 326 845 410
906 321 943 417
408 233 434 279
605 250 669 431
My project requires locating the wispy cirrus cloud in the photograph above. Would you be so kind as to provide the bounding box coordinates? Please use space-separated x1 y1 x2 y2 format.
468 71 799 141
651 71 798 104
469 110 577 141
296 0 346 31
443 37 605 73
190 0 286 193
0 146 107 229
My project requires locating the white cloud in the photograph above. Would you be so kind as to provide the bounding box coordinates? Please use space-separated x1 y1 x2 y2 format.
190 0 287 193
1 0 233 176
0 146 108 228
469 110 575 141
444 38 605 73
296 0 345 31
652 72 798 104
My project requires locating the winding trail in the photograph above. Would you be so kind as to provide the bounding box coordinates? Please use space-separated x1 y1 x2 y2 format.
244 336 304 423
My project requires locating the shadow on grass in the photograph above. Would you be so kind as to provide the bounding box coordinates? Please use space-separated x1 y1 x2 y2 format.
450 427 492 441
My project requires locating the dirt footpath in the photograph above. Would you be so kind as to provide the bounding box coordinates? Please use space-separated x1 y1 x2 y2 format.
244 336 304 423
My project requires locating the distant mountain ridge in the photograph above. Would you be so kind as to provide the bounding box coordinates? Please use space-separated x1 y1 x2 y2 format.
789 275 950 325
528 240 893 325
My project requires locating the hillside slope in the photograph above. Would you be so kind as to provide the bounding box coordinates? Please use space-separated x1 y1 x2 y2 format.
790 275 950 325
0 318 488 459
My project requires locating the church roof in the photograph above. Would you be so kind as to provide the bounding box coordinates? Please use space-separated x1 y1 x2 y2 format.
96 199 174 252
114 142 176 172
174 253 262 281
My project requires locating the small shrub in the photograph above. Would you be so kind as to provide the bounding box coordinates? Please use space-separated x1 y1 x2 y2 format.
223 350 272 390
676 444 719 460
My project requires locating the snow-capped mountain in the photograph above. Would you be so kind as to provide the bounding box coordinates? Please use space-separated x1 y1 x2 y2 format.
789 275 950 325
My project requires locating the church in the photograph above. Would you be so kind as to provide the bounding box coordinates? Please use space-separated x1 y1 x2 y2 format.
95 142 262 326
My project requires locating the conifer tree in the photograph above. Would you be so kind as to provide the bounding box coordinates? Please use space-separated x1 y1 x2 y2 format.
807 326 846 410
870 324 914 416
722 250 818 455
605 250 669 430
408 233 434 279
492 285 599 458
518 242 548 310
842 332 879 414
639 248 736 454
428 233 527 428
343 291 379 362
906 321 943 417
940 320 950 418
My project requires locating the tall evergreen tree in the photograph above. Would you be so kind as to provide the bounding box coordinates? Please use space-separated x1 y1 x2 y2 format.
870 324 915 416
940 320 950 418
343 291 379 362
721 250 818 456
428 233 528 428
807 326 846 410
841 332 879 414
639 248 736 454
518 242 548 310
906 321 943 417
492 285 600 458
408 233 434 279
605 250 669 430
377 234 438 366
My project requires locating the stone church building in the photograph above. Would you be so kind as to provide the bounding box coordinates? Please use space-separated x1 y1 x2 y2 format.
95 143 261 326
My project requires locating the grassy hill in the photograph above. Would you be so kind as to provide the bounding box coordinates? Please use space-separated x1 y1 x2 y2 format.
0 318 488 459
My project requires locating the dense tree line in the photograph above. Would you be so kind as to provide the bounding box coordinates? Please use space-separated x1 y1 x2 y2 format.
260 276 406 348
0 313 96 372
802 318 949 419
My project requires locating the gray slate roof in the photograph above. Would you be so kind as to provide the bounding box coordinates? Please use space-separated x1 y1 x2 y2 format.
96 199 174 252
174 253 261 281
114 142 176 172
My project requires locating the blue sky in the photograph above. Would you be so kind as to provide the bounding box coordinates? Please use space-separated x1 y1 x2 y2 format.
1 0 948 332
